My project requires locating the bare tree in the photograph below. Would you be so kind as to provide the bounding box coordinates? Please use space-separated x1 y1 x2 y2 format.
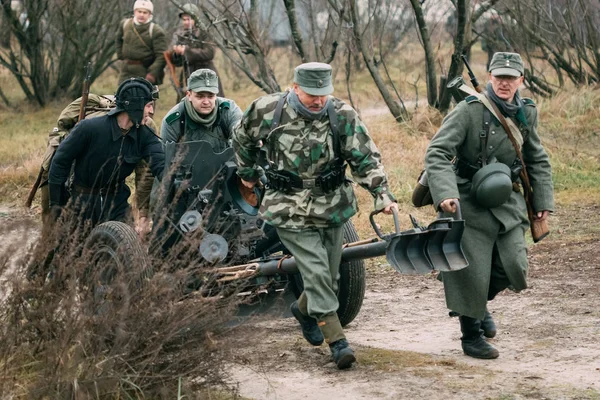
0 0 130 106
348 0 408 121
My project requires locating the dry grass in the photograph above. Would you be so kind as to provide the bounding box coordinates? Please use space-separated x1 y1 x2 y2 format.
0 211 251 399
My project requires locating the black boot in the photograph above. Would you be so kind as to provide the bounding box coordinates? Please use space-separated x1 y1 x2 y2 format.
481 309 497 339
329 339 356 369
459 316 499 359
290 301 324 346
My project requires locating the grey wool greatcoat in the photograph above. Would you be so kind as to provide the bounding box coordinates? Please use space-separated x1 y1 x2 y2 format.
425 93 554 320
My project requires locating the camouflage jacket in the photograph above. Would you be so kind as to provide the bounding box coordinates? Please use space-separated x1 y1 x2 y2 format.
116 18 167 83
233 93 395 229
161 97 243 153
41 94 158 217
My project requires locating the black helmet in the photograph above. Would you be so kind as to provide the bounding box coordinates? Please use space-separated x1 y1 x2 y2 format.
108 78 159 125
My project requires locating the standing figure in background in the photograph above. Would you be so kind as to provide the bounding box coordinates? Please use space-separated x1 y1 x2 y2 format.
116 0 167 85
168 3 224 98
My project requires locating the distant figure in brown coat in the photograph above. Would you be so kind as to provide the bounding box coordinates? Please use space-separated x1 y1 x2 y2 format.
169 3 224 97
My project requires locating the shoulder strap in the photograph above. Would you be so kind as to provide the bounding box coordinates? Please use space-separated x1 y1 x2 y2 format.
480 109 491 165
131 21 152 51
326 99 341 160
481 92 535 202
149 22 154 38
271 91 289 131
178 101 186 143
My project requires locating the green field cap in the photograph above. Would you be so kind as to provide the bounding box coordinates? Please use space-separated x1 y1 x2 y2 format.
294 62 334 96
489 52 524 77
187 69 219 94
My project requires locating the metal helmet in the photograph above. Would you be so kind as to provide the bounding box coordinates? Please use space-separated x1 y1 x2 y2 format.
109 78 158 125
179 3 199 19
470 163 513 208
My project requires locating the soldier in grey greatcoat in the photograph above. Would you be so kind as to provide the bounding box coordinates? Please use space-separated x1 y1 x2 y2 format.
425 52 554 359
233 62 398 369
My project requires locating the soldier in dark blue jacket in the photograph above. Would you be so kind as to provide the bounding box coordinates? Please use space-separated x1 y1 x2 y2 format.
48 78 165 227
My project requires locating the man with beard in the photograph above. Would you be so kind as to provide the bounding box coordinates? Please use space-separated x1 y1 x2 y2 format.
424 52 554 359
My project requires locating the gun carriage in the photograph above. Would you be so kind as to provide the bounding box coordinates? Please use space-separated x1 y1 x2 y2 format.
84 141 468 324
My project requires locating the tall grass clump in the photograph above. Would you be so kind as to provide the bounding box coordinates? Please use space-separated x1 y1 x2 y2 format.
0 207 251 399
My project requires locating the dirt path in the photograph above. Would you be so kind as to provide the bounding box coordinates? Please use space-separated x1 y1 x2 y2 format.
228 204 600 400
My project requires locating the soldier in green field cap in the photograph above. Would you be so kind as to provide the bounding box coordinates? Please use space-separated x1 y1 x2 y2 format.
160 68 242 149
232 62 399 370
424 52 554 359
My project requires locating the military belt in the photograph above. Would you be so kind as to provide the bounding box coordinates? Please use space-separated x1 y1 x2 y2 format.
125 59 144 65
266 163 347 194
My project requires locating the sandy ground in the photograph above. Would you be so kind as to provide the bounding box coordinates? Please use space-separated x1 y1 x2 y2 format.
227 203 600 400
2 204 599 399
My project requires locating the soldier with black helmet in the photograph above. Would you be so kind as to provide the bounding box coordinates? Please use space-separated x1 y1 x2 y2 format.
48 78 165 227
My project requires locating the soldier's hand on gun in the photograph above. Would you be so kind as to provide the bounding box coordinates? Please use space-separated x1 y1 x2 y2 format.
535 210 550 221
440 198 459 213
174 45 186 55
383 202 399 215
241 179 255 189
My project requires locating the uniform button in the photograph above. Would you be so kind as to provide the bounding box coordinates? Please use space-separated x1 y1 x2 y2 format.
491 131 496 135
489 146 493 149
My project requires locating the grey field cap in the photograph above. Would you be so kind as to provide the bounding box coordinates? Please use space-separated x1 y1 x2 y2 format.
294 62 334 96
187 68 219 94
489 52 524 77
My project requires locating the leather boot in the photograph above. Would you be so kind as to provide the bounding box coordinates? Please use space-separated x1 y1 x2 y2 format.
481 309 497 339
329 339 356 369
290 301 324 346
459 316 499 359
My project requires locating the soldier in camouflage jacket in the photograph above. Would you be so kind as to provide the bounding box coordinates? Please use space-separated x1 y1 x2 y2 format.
233 62 398 370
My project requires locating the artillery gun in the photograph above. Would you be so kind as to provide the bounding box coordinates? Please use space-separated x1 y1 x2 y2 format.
83 141 469 325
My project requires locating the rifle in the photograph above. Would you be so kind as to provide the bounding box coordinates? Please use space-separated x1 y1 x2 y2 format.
164 50 185 101
461 55 550 242
25 62 92 208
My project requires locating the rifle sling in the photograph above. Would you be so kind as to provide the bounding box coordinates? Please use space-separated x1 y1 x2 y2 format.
480 92 534 201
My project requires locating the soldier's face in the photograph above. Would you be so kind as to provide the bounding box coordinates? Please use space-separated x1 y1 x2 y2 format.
293 84 327 112
181 14 195 30
134 9 151 24
187 91 217 115
489 74 524 102
144 101 155 119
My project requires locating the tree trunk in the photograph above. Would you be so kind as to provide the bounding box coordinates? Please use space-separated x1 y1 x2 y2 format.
283 0 307 62
438 0 469 113
409 0 437 107
348 0 406 121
